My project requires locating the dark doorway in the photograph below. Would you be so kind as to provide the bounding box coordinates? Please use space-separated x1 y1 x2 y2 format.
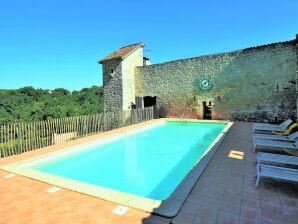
203 101 212 119
143 96 156 107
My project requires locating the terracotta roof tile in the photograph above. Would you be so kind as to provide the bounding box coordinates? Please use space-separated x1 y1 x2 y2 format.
99 42 144 63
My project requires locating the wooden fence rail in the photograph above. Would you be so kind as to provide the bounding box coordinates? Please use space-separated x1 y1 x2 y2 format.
0 107 154 158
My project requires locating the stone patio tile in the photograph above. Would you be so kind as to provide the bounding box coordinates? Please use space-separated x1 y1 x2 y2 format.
261 202 285 224
196 204 219 220
223 192 242 205
260 196 281 207
216 211 240 224
220 200 241 216
239 217 262 224
260 189 279 202
243 189 260 200
142 215 169 224
231 169 245 176
198 175 213 183
229 177 244 185
171 211 195 224
244 169 256 178
241 197 261 209
187 188 206 198
207 182 226 191
212 176 229 185
200 197 221 209
180 201 200 215
228 174 244 182
205 190 226 201
260 200 282 210
281 205 298 224
262 221 286 224
240 205 261 219
243 184 258 192
195 184 211 194
192 183 207 193
279 196 298 208
226 185 243 195
193 215 217 224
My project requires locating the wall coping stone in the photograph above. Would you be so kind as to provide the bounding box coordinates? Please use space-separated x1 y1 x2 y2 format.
138 39 296 68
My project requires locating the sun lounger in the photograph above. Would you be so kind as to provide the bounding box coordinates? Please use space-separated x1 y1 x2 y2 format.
252 119 293 134
253 131 298 142
255 164 298 187
253 119 292 128
272 123 298 136
257 152 298 166
252 139 298 152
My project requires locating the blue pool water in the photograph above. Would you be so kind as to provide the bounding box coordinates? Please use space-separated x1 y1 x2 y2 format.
32 121 226 200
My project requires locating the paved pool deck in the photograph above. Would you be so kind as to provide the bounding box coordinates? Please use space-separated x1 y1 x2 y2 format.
0 121 297 224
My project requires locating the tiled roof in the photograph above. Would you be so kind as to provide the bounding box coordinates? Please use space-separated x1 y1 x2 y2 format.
99 42 144 63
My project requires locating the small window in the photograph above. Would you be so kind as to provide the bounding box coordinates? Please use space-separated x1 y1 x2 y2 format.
110 68 115 77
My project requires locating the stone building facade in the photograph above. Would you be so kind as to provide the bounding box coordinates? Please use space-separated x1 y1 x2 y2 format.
99 43 144 112
100 35 298 121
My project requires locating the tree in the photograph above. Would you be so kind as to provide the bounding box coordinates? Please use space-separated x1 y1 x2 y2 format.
0 86 104 123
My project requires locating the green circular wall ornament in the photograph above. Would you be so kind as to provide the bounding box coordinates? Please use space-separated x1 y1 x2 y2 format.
198 76 213 91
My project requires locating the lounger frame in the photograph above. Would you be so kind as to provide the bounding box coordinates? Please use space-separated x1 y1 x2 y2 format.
255 164 298 187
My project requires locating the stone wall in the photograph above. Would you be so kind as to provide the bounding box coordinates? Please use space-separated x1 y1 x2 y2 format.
102 59 122 112
135 40 297 122
296 34 298 121
102 47 143 112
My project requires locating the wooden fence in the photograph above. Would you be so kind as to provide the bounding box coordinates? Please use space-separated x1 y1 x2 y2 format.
0 107 154 158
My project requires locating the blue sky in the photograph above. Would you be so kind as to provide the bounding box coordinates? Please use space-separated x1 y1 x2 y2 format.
0 0 297 90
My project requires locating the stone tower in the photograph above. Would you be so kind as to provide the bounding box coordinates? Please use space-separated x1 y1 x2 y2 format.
99 43 144 112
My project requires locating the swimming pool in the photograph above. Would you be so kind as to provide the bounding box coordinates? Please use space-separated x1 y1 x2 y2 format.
2 119 232 217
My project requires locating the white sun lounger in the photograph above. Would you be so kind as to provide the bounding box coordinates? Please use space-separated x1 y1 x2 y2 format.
252 139 298 152
253 131 298 142
257 152 298 166
252 119 292 134
255 164 298 187
253 119 292 128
